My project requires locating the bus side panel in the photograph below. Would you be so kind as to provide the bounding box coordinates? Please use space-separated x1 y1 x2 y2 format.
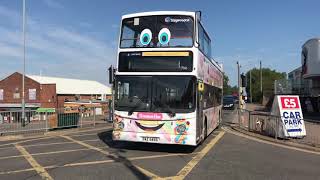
196 83 204 144
203 106 221 135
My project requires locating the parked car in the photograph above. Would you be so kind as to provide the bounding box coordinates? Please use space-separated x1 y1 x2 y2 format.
223 95 235 110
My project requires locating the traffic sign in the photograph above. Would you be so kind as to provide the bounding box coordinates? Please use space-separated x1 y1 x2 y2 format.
277 95 306 137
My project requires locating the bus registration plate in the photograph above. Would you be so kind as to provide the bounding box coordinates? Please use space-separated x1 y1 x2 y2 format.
141 136 160 142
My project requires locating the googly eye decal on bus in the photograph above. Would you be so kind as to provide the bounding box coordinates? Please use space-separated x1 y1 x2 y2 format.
158 28 171 45
140 29 152 46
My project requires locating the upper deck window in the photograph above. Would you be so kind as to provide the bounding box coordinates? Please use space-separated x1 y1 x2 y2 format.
120 15 194 48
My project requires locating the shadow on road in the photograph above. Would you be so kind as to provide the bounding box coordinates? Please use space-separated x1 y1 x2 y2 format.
96 130 196 179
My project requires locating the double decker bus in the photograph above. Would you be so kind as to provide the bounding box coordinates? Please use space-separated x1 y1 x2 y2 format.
110 11 223 146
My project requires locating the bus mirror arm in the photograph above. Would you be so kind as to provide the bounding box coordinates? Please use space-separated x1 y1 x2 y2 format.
108 65 115 84
194 11 201 48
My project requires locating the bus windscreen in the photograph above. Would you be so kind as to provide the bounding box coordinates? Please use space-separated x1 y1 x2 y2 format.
120 15 194 48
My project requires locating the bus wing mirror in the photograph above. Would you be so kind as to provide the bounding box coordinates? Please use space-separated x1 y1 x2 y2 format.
108 65 114 84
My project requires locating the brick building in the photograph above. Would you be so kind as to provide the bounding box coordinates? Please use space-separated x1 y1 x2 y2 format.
0 72 111 111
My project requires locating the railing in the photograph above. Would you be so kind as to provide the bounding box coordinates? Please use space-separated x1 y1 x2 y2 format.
237 108 320 147
0 107 108 137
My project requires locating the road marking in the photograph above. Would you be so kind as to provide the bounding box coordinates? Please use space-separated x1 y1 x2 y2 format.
61 135 160 178
0 138 101 151
0 168 35 175
0 152 195 175
223 127 320 155
171 131 225 180
15 144 53 180
0 145 109 160
0 126 111 148
69 132 100 137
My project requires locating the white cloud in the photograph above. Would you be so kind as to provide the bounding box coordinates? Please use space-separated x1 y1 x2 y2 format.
0 4 115 83
79 22 92 28
0 42 21 58
43 0 64 9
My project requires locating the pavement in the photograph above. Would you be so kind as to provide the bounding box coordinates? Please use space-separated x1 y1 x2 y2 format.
0 109 319 180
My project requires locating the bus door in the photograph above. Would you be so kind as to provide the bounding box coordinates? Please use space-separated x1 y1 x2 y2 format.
196 81 205 141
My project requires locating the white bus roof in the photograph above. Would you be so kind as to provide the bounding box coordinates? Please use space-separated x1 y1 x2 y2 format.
211 59 223 72
122 11 195 19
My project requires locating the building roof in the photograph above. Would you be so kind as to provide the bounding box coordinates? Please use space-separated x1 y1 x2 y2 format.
27 75 111 95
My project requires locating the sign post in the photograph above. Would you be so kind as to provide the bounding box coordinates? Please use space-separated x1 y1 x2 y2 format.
276 95 306 138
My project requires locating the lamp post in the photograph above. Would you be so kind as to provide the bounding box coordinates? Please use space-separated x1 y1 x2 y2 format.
250 69 252 103
22 0 26 127
237 61 241 108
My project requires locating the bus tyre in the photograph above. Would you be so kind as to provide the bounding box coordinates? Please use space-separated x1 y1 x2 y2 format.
204 119 207 139
218 111 221 127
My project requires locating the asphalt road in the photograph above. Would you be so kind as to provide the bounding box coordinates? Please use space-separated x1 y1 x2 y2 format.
0 109 319 180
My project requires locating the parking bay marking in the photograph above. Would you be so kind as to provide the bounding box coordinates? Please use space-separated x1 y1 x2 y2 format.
0 138 101 151
1 132 225 178
0 126 111 148
0 152 197 176
162 131 225 180
0 145 109 160
61 135 161 179
15 144 53 180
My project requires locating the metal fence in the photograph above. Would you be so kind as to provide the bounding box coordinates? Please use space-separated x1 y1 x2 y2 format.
0 107 108 136
237 108 320 147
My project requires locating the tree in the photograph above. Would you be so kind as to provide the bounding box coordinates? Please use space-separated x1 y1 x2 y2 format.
223 73 237 95
245 68 286 102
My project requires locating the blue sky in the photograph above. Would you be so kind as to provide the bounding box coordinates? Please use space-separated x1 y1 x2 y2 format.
0 0 319 86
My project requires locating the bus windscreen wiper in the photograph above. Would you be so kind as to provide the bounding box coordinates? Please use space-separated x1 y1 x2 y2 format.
156 101 176 117
128 96 143 116
164 106 176 117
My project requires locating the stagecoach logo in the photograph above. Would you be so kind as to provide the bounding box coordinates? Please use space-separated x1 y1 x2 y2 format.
165 17 190 23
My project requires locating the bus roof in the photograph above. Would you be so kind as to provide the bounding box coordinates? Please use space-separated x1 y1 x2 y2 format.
122 11 196 19
210 58 223 72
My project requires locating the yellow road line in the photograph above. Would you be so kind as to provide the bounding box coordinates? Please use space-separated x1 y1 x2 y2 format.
44 153 196 169
0 146 108 160
0 152 196 175
172 131 225 180
0 139 100 151
61 135 160 178
69 132 100 137
15 144 53 180
0 126 111 148
0 168 35 175
223 127 320 155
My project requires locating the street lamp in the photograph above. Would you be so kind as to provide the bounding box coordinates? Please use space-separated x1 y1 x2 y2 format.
22 0 26 127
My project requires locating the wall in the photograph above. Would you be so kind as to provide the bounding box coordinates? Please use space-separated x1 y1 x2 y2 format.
0 72 41 104
40 84 57 108
0 72 58 109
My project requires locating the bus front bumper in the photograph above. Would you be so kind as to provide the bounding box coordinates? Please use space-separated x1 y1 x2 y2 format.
112 130 197 146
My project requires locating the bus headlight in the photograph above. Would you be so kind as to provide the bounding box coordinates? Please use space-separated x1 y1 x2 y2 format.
114 122 124 130
176 124 186 134
118 122 124 129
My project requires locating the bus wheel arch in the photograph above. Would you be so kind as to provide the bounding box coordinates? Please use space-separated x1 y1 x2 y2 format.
218 110 221 126
204 116 207 138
